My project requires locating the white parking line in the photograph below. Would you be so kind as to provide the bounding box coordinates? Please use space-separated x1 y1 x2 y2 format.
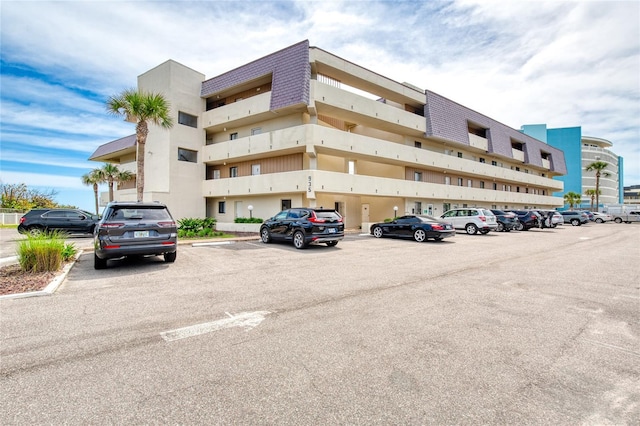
191 241 234 247
160 311 271 342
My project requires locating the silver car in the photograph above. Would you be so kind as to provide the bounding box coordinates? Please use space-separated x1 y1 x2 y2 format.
440 208 499 235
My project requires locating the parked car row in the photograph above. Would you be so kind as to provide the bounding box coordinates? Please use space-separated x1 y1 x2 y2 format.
15 204 623 266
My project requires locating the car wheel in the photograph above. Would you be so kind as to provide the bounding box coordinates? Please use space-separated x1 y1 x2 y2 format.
372 226 384 238
164 252 177 263
595 218 604 223
260 227 271 243
515 221 524 231
28 226 44 237
496 222 504 232
480 229 490 234
94 253 107 270
614 217 622 223
434 237 444 242
413 229 427 242
292 231 306 249
326 241 338 247
465 223 478 235
571 219 580 226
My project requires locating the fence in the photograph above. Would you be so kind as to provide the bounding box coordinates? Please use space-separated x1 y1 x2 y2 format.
0 213 21 225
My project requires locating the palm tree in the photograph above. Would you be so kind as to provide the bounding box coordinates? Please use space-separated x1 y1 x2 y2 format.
81 168 104 215
101 163 134 202
585 161 610 212
106 89 173 202
564 191 582 210
585 189 599 211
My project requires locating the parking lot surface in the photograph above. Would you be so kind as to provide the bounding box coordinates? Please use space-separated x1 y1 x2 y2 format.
1 224 639 424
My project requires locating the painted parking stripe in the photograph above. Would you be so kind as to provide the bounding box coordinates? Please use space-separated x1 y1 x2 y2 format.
161 311 271 342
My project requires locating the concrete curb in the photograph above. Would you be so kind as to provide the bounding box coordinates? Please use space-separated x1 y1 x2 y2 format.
0 250 83 301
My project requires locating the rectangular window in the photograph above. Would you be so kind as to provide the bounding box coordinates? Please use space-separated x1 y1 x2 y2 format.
230 167 238 177
178 148 197 163
491 160 497 166
479 157 486 163
348 160 356 175
281 199 292 210
480 181 485 189
467 179 472 187
457 152 463 158
445 176 451 185
414 141 422 148
493 183 497 190
218 201 226 214
414 171 422 182
230 132 238 140
251 127 262 135
213 169 220 179
252 164 260 175
458 178 463 186
178 111 197 128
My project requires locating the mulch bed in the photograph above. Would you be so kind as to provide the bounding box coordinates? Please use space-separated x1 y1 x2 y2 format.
0 264 57 296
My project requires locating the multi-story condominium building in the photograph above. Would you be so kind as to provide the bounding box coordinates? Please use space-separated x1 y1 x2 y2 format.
521 125 624 208
623 185 640 204
91 40 566 229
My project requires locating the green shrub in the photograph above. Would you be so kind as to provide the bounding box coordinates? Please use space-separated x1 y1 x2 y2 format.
234 217 263 223
16 231 69 273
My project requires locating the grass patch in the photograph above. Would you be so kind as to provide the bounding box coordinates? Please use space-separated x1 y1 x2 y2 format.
16 231 78 273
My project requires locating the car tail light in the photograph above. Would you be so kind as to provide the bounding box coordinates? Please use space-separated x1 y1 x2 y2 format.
432 224 444 230
309 216 325 223
19 217 26 224
161 242 175 246
101 222 125 228
103 245 121 249
158 221 176 228
479 215 486 222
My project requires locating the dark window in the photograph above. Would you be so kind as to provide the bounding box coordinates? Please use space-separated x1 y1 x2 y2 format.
230 133 238 140
230 167 238 177
178 148 197 163
479 157 486 163
218 201 226 214
281 199 292 210
414 141 422 148
178 111 197 128
457 152 463 158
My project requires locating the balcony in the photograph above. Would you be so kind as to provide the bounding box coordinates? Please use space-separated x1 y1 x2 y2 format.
468 133 488 151
202 92 273 132
311 81 426 136
541 158 550 169
512 148 525 162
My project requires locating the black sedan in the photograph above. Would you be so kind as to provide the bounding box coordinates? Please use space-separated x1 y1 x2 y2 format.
370 215 455 242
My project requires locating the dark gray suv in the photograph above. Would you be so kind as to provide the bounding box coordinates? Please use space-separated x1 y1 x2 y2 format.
17 208 99 235
93 202 177 269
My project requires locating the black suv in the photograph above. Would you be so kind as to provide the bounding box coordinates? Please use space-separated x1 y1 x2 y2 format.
93 202 177 269
505 210 541 231
17 208 99 235
490 209 519 232
260 208 344 249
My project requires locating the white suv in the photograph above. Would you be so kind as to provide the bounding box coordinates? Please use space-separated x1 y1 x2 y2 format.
440 208 499 234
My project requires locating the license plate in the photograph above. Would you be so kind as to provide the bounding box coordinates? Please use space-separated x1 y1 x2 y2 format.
328 228 336 233
134 231 149 238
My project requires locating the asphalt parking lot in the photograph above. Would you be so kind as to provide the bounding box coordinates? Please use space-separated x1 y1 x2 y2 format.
1 224 639 424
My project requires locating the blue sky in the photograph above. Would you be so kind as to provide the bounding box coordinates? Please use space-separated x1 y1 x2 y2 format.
1 0 639 212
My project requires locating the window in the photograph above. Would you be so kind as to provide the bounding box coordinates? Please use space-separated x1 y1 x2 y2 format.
457 152 463 158
230 167 238 177
252 164 260 175
493 183 497 190
230 133 238 140
445 176 451 185
218 201 226 214
281 199 292 210
178 148 197 163
491 160 497 166
516 186 520 193
348 160 356 175
457 178 463 186
414 141 422 148
414 171 422 182
213 169 220 179
178 111 197 128
480 181 485 189
515 167 520 172
479 157 486 163
467 179 472 187
251 127 262 135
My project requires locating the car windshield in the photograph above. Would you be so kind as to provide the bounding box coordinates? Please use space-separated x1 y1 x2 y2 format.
110 208 171 220
417 215 439 222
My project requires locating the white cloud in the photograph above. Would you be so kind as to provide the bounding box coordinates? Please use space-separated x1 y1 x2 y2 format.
0 171 87 190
